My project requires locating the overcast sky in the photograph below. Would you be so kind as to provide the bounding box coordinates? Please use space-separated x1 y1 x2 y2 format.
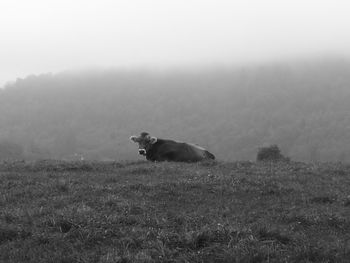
1 0 350 87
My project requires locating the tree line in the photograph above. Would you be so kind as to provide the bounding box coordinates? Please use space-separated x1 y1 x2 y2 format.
1 58 350 162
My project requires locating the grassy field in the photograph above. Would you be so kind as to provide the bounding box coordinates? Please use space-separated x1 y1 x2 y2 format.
0 160 349 263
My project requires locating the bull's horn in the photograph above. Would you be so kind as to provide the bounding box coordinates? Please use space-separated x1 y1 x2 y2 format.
130 135 138 142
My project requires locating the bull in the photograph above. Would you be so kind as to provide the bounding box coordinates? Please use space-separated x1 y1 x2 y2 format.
130 132 215 162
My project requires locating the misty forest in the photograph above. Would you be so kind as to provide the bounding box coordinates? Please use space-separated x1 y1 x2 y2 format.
1 58 350 163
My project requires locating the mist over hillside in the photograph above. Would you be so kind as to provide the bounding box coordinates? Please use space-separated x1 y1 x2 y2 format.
1 59 350 162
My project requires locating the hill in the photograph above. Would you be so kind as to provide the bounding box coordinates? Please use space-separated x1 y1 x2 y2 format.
1 58 350 162
0 160 349 262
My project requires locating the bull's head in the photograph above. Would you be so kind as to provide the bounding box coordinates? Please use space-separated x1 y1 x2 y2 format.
130 132 157 156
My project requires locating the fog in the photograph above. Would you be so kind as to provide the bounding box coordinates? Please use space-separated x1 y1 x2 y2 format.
1 1 350 162
1 0 350 86
1 59 350 162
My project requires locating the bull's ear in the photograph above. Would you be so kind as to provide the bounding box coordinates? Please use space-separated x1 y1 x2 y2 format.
130 136 138 142
150 137 158 144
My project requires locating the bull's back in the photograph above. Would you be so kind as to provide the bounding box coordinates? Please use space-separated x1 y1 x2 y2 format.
156 140 215 162
204 150 215 160
186 143 215 161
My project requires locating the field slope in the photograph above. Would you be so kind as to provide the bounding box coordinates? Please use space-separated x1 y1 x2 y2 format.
0 160 349 262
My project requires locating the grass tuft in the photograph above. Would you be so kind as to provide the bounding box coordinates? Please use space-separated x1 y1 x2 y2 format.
255 226 291 245
310 195 336 204
54 179 70 192
0 227 31 244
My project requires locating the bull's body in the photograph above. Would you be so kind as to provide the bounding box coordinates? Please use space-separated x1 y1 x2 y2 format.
130 132 215 162
144 138 215 162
